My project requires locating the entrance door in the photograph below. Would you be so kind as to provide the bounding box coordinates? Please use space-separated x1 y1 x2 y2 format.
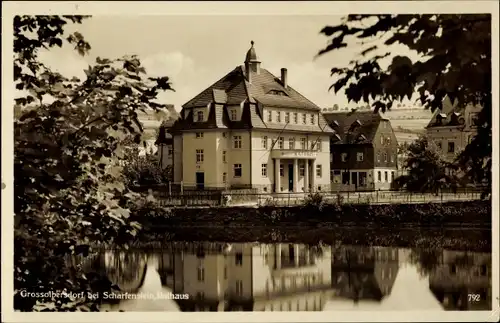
196 172 205 190
288 164 294 192
351 172 358 189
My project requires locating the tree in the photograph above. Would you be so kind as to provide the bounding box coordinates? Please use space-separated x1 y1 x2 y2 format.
14 16 173 311
122 149 171 188
393 136 456 193
318 14 491 198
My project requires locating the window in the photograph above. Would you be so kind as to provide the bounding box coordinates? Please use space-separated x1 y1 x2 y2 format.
222 132 227 138
391 171 395 181
236 280 243 296
341 153 348 162
277 112 281 123
293 112 298 123
470 113 479 127
380 136 384 145
302 113 307 124
385 171 388 182
278 137 284 149
262 136 268 149
233 136 242 149
285 112 290 123
197 265 205 282
261 163 268 177
300 138 306 150
289 138 295 150
378 171 382 182
267 110 272 122
196 149 204 163
384 153 388 162
222 172 227 183
448 141 455 153
377 153 381 162
230 109 237 121
233 164 242 178
317 140 322 152
235 252 243 266
310 114 315 124
196 111 204 122
386 137 391 145
357 152 364 161
299 164 305 176
196 132 204 138
316 164 322 177
279 164 284 177
222 151 227 163
390 154 394 163
196 292 205 300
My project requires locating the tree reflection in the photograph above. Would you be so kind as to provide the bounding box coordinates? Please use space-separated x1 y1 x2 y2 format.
408 248 442 277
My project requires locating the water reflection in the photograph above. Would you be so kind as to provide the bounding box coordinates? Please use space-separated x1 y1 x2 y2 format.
81 243 491 312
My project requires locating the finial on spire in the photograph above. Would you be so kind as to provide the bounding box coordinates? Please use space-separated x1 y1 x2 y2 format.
251 40 254 47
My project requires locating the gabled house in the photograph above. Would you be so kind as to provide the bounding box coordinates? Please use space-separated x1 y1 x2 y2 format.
323 110 398 191
169 41 334 192
425 97 482 162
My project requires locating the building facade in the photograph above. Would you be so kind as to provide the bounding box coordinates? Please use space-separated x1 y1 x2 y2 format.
169 42 334 192
425 97 482 162
323 110 399 191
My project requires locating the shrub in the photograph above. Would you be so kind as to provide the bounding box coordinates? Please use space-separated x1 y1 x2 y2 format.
303 192 325 211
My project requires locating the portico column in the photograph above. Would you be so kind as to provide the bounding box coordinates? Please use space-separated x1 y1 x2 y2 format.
304 160 309 192
305 246 311 266
293 159 299 192
310 159 316 192
275 158 281 193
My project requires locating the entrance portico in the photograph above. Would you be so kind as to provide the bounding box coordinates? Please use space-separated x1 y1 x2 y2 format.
272 150 317 193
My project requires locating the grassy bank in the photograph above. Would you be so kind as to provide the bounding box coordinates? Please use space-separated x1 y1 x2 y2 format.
134 200 491 229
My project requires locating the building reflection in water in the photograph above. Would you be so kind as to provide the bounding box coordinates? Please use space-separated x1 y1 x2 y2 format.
330 246 399 303
428 250 491 310
82 243 491 312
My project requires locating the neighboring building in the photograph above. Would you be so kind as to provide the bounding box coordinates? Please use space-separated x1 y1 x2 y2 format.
330 246 400 302
157 242 334 311
428 250 491 310
156 116 179 170
169 41 334 192
425 97 482 162
136 104 178 156
323 110 399 191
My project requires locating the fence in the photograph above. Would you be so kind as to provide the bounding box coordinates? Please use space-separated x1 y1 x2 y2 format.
133 184 486 207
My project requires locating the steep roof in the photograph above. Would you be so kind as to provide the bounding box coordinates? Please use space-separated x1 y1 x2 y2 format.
183 65 321 111
323 110 384 144
426 97 468 128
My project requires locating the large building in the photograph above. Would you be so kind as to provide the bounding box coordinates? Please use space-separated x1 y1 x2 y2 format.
323 110 399 191
169 41 334 192
425 97 482 162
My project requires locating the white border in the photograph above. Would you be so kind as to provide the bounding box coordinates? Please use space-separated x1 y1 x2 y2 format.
2 1 499 322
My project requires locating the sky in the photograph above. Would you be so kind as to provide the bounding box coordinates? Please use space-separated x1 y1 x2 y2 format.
37 15 423 112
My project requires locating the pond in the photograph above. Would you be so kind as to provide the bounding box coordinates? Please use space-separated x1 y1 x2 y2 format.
79 239 492 312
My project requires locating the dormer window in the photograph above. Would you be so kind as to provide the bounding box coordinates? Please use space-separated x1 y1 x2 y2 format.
332 120 339 127
267 110 272 122
358 134 366 142
293 113 298 123
277 112 281 123
285 112 290 123
268 90 288 96
310 114 315 124
302 113 307 124
196 111 204 122
332 134 341 142
230 109 237 121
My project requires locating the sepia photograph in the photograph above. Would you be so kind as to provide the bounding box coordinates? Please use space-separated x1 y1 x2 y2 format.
1 1 499 322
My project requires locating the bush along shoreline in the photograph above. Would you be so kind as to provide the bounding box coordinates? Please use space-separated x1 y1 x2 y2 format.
133 199 491 229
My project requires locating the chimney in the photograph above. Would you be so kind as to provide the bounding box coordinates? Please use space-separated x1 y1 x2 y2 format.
281 68 288 88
